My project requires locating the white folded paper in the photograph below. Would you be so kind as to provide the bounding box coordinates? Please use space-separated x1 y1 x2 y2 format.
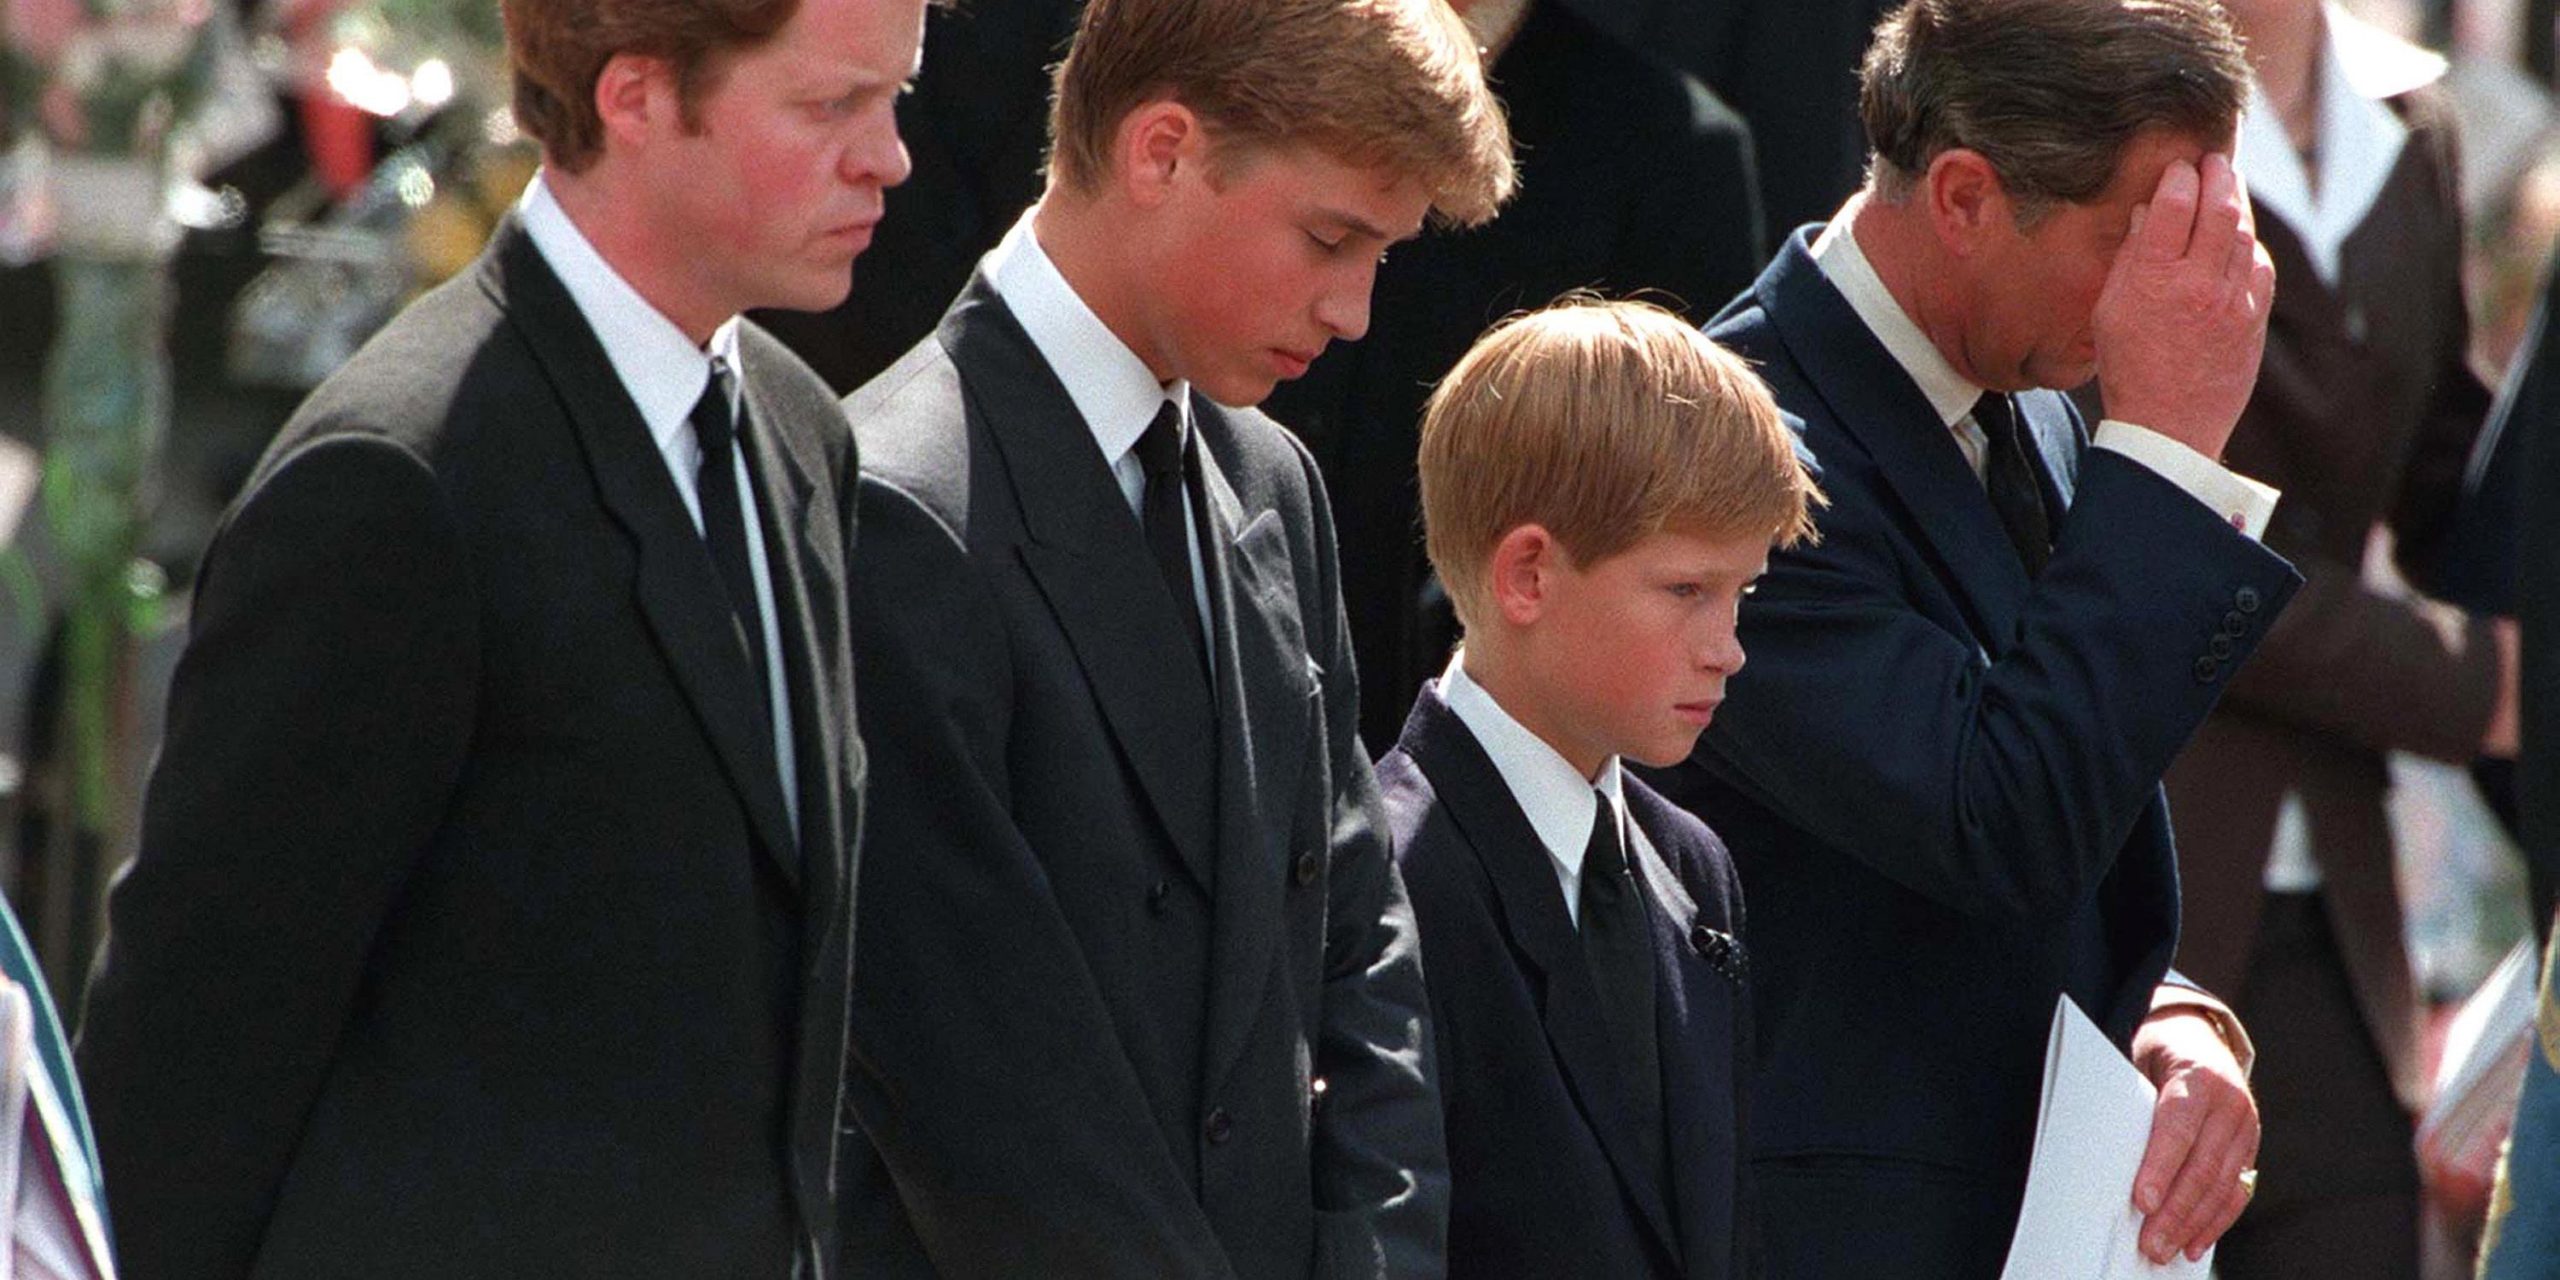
1998 995 2212 1280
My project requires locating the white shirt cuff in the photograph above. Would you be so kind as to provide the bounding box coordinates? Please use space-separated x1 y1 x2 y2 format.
2092 420 2280 540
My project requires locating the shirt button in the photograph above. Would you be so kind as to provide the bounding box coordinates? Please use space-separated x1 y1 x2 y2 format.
1204 1108 1233 1144
1146 880 1172 915
1294 850 1321 887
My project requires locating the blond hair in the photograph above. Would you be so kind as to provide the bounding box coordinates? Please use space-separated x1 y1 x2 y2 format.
1048 0 1517 227
1419 298 1823 632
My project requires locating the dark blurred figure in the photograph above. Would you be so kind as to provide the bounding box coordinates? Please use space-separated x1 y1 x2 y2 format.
2431 241 2559 937
1564 0 1892 233
754 0 1075 392
2153 7 2513 1279
1264 0 1767 751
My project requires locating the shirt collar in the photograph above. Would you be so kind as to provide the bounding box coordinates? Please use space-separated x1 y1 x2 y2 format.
1440 650 1624 881
987 207 1192 467
2237 3 2438 288
1812 199 1985 430
517 172 741 456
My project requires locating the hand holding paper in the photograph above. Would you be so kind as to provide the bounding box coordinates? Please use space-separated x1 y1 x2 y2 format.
2001 997 2251 1280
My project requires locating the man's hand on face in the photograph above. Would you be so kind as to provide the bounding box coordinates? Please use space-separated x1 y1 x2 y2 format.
2089 152 2277 462
2129 1008 2261 1265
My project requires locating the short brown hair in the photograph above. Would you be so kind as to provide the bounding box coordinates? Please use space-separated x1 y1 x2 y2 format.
504 0 798 173
1859 0 2248 215
1048 0 1517 227
1419 298 1824 634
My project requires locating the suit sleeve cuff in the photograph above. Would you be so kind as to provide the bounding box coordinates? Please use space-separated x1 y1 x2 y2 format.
2150 981 2257 1080
2093 420 2281 540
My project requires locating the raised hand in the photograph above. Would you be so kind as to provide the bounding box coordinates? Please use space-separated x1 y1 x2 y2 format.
2090 151 2277 462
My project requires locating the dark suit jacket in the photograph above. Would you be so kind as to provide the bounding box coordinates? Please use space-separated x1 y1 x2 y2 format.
1380 684 1749 1280
75 219 864 1279
2496 245 2560 933
1639 229 2302 1276
1262 0 1766 752
2159 87 2496 1111
838 275 1443 1278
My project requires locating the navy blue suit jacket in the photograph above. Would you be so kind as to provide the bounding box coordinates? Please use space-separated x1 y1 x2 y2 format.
1639 229 2303 1276
1382 683 1750 1280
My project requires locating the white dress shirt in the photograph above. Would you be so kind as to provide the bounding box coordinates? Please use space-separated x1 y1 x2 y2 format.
985 210 1214 658
2235 6 2446 895
1810 206 2280 539
1440 653 1626 929
518 174 799 837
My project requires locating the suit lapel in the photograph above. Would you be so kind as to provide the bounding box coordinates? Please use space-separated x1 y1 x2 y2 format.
1404 688 1679 1255
736 344 843 893
482 222 800 890
943 280 1222 891
1195 412 1314 1090
1759 230 2032 644
1624 805 1744 1279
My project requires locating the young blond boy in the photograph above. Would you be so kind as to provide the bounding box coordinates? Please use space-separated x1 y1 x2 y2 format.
1376 298 1819 1280
838 0 1514 1275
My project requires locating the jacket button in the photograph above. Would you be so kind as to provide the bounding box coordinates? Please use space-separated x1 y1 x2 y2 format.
1204 1108 1233 1144
2208 634 2235 660
1146 880 1171 915
2193 657 2220 683
2235 586 2261 614
2222 610 2248 636
1690 923 1717 957
1294 850 1320 886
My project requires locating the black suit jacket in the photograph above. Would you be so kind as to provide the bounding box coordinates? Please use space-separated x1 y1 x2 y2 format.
838 275 1443 1277
1380 684 1749 1280
1638 229 2302 1277
75 219 863 1279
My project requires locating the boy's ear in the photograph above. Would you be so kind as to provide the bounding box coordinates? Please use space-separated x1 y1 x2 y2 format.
1487 524 1559 628
1115 99 1206 208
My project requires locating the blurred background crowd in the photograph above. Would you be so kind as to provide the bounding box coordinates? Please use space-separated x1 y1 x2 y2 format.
1 0 2556 1274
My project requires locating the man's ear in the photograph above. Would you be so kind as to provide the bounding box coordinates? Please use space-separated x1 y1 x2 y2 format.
1922 147 2016 257
593 51 678 154
1113 99 1208 209
1487 524 1562 628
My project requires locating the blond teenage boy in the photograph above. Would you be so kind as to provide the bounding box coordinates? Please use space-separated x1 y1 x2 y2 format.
837 0 1514 1275
1376 299 1819 1280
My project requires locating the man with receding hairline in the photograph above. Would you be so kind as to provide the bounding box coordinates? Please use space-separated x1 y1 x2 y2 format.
1640 1 2305 1275
73 0 918 1273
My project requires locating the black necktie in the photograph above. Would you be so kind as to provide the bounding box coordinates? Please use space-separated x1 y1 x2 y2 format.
1972 392 2053 577
690 361 774 725
1578 790 1666 1195
1135 401 1208 668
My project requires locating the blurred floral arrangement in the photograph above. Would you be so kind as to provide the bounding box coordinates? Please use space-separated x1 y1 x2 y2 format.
227 0 534 389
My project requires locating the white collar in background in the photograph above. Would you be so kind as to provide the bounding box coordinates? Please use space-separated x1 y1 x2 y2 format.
2238 4 2446 288
1440 651 1626 888
518 172 740 455
986 208 1190 465
1812 202 1985 430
